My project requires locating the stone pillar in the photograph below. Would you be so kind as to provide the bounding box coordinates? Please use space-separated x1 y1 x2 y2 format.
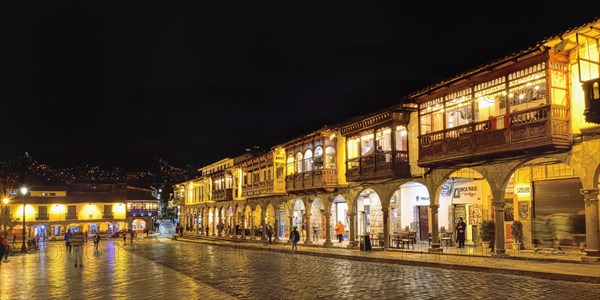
232 209 238 240
220 210 225 237
428 204 442 252
347 212 358 248
582 189 600 259
211 210 217 236
382 208 389 249
250 214 256 240
324 211 333 247
492 193 507 256
288 215 294 240
304 212 312 245
260 209 267 241
241 209 246 239
274 212 281 243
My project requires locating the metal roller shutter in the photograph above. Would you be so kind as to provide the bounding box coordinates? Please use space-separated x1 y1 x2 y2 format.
533 178 584 217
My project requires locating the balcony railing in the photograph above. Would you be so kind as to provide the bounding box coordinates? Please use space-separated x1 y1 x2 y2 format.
242 180 286 197
418 104 571 166
212 189 233 201
65 213 78 220
102 212 114 219
127 209 158 217
36 213 49 220
285 168 338 192
346 150 410 182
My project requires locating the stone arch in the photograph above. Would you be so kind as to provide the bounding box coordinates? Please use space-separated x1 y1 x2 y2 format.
390 181 430 241
354 188 383 243
265 203 276 227
310 197 326 241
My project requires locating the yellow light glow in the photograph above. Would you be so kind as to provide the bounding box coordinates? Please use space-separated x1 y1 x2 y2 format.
51 204 65 213
113 203 126 213
2 198 8 205
17 205 35 218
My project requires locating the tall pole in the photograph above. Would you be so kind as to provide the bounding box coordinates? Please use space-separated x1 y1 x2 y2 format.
21 187 28 253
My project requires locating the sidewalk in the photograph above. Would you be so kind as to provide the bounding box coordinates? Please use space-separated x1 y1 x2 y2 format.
178 235 600 284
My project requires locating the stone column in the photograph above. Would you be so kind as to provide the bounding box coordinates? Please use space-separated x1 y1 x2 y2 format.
428 204 442 252
347 212 358 248
211 210 216 236
260 209 267 241
382 208 389 249
241 209 246 239
304 203 312 245
492 196 507 256
250 214 256 240
582 189 600 259
288 215 294 240
232 209 238 240
220 210 225 237
324 211 333 247
274 212 281 243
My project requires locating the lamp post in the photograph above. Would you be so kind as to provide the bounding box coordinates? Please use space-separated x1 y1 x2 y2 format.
20 186 28 253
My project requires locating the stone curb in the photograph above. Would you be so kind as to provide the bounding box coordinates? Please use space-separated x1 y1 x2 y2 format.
178 237 600 284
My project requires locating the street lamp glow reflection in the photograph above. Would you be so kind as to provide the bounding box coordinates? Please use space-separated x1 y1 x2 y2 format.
20 187 28 195
2 198 8 205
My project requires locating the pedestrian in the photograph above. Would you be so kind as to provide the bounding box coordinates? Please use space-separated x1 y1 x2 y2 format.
130 230 135 244
71 230 84 267
335 221 345 243
123 231 127 245
93 233 101 251
489 222 496 253
145 227 149 237
266 225 273 245
312 222 319 242
64 230 72 254
0 235 7 266
13 234 17 246
456 217 466 248
290 226 300 251
84 230 88 244
205 225 209 236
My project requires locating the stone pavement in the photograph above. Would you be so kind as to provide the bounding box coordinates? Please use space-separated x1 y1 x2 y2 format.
179 235 600 284
0 240 235 300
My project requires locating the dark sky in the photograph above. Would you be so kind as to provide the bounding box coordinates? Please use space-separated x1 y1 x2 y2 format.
1 1 598 170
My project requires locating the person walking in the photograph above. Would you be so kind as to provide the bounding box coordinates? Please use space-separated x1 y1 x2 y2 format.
129 230 135 244
64 230 72 254
122 231 127 245
93 233 101 251
12 234 17 247
312 222 319 242
290 226 300 251
456 217 467 248
205 225 209 236
335 221 345 243
70 230 84 268
266 225 273 245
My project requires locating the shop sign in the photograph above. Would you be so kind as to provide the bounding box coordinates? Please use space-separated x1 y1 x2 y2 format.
415 196 430 202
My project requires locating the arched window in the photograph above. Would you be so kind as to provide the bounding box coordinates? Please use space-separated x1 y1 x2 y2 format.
296 152 303 173
304 149 313 172
325 146 336 169
314 146 324 169
286 154 295 175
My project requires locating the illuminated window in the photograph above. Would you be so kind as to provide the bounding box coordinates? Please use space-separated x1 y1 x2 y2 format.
395 126 408 151
360 133 374 155
286 154 294 175
347 138 359 159
375 128 391 151
304 149 313 172
325 146 336 169
296 152 303 173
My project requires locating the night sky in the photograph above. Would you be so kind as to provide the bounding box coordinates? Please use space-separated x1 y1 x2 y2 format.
1 1 598 170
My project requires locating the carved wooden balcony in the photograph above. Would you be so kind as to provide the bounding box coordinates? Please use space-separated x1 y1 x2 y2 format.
285 168 338 193
583 78 600 124
418 104 571 167
212 189 233 201
346 151 410 182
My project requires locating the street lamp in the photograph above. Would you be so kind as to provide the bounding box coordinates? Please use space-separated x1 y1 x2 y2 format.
20 186 28 253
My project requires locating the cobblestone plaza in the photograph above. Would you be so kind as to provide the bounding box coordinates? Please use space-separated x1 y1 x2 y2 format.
1 235 599 299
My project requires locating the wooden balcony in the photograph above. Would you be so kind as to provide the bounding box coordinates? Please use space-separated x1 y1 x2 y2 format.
65 213 78 220
583 78 600 124
212 189 233 201
36 213 49 220
418 104 571 167
102 212 114 219
242 180 286 197
285 168 338 193
346 151 410 182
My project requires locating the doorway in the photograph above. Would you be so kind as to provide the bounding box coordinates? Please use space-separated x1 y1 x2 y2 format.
416 206 429 241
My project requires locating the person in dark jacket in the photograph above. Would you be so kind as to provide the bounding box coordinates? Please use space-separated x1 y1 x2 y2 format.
456 217 466 248
290 226 300 251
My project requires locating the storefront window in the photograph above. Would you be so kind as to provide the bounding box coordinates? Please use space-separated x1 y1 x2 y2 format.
296 152 303 173
325 146 336 169
304 149 313 172
360 133 374 155
395 126 408 151
286 155 294 175
375 128 391 151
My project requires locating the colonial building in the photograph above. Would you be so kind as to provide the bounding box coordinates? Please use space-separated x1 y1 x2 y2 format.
2 183 159 240
174 18 600 262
